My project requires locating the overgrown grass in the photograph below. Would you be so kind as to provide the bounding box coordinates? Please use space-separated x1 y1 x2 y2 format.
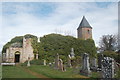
2 66 36 78
27 65 88 78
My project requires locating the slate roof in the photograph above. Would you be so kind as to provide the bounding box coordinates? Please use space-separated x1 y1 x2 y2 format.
77 16 92 30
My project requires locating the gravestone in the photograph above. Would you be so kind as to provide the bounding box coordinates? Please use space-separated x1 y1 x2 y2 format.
101 57 115 78
70 48 75 58
59 59 64 72
91 58 97 71
36 54 39 59
98 54 104 69
27 57 30 67
54 53 60 69
63 65 66 72
43 59 46 65
67 55 72 68
67 48 75 68
80 53 91 76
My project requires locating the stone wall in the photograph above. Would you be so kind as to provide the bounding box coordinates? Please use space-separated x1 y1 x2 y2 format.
22 37 34 63
77 27 92 40
6 47 23 63
4 37 34 63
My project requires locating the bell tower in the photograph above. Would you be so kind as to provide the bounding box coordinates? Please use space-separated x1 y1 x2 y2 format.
77 16 92 40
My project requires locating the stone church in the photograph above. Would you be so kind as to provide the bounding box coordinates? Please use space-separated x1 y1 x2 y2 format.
2 37 34 63
2 16 92 63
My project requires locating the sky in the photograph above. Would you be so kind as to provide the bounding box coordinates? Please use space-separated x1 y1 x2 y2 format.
0 1 118 52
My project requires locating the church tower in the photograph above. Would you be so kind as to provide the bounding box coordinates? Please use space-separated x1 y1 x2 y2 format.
77 16 92 40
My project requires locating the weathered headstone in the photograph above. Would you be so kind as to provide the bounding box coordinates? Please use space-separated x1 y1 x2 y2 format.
43 59 46 65
67 48 75 68
36 54 39 59
70 48 75 58
63 65 66 72
101 57 115 78
54 53 60 69
98 54 104 69
91 58 97 71
27 57 30 67
67 55 72 68
59 59 64 72
80 53 91 76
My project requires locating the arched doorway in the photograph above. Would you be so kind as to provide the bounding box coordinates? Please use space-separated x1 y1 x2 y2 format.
15 51 20 63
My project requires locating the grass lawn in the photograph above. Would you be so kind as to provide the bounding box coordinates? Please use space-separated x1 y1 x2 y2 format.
26 65 88 78
2 65 95 78
2 66 36 78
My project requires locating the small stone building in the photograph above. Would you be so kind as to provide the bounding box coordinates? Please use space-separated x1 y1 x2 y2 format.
3 37 34 63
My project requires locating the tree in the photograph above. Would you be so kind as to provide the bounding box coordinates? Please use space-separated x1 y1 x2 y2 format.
38 33 97 62
99 35 118 52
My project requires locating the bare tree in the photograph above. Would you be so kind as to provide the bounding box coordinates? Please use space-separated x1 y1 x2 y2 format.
99 35 118 52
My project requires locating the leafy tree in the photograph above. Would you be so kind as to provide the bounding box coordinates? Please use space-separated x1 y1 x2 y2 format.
2 36 23 53
38 33 97 62
101 50 119 63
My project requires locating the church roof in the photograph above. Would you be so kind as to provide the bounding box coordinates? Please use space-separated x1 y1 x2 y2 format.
77 16 92 30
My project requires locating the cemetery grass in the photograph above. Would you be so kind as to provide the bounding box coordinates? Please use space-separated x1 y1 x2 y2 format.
2 66 36 78
2 65 94 78
26 65 89 78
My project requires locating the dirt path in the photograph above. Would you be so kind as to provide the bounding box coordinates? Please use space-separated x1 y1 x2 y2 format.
17 65 55 80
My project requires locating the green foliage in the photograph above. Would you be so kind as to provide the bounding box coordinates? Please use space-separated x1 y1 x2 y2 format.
102 51 119 63
115 68 120 78
2 36 23 53
38 33 97 63
2 34 38 54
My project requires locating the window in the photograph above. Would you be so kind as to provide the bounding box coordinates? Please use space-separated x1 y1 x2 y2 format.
88 30 90 34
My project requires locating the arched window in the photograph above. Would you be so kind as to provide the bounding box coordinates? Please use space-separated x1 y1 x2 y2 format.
88 30 90 34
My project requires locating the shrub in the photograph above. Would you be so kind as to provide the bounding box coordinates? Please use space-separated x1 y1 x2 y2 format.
21 59 43 66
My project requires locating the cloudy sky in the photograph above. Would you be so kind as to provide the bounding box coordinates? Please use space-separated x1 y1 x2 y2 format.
0 1 118 52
